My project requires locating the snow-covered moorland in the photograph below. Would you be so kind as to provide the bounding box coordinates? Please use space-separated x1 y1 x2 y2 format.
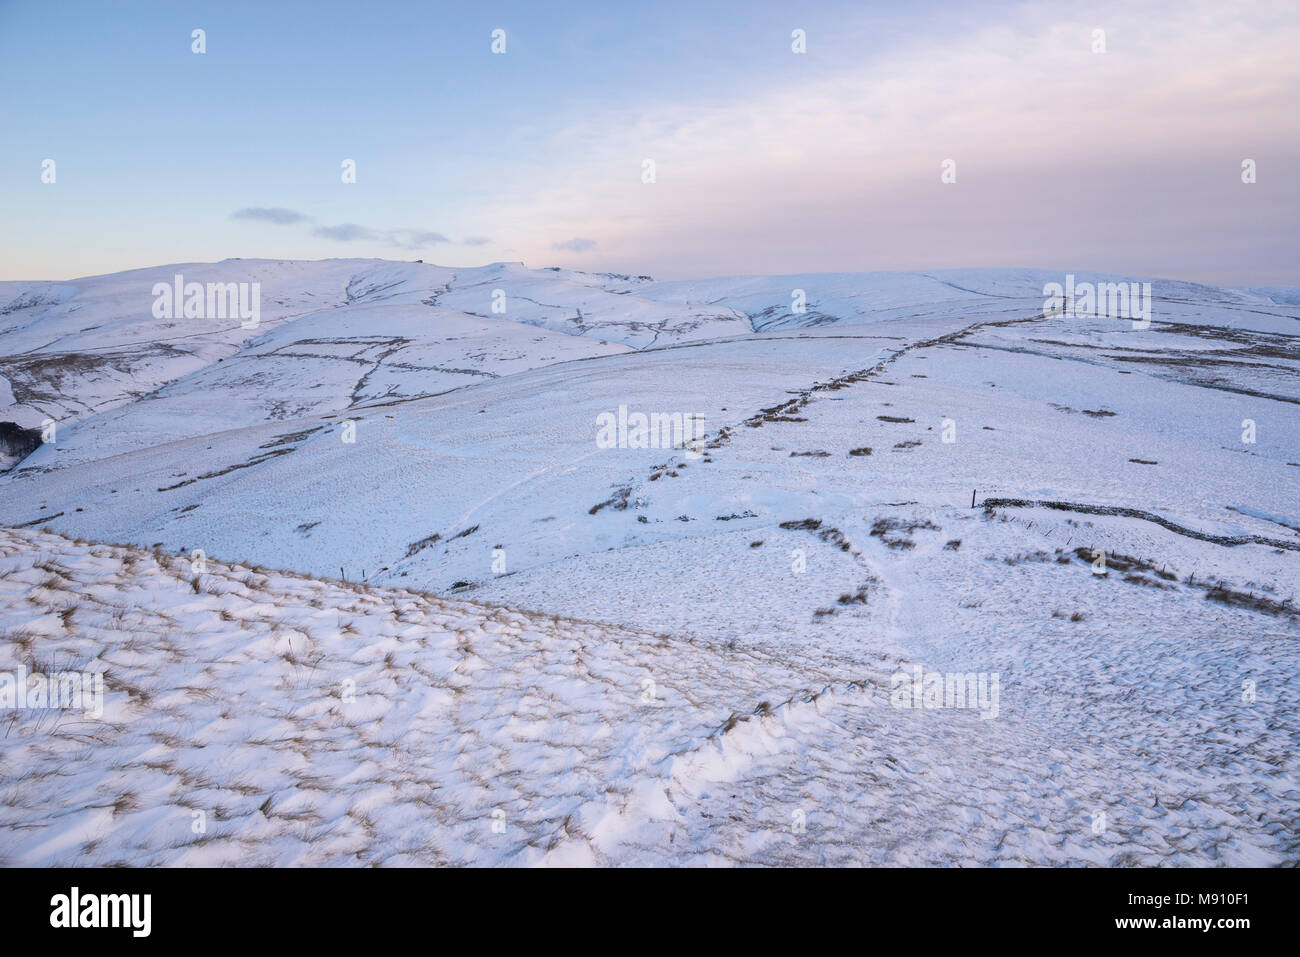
0 259 1297 865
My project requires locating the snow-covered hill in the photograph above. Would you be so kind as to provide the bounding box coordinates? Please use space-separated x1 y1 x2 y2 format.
1 258 1297 865
1 524 1295 865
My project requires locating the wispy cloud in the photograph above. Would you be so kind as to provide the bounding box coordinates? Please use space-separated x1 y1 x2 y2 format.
388 229 450 249
471 0 1299 281
552 237 596 252
309 224 453 248
234 210 473 253
231 207 309 225
313 223 377 242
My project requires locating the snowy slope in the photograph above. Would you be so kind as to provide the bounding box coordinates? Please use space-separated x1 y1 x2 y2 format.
1 525 1295 866
0 260 442 430
0 259 1297 866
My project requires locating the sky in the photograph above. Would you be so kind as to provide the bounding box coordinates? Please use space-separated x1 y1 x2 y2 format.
1 0 1297 284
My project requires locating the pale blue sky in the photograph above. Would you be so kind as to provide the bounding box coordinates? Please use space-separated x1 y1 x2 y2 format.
2 0 1296 282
